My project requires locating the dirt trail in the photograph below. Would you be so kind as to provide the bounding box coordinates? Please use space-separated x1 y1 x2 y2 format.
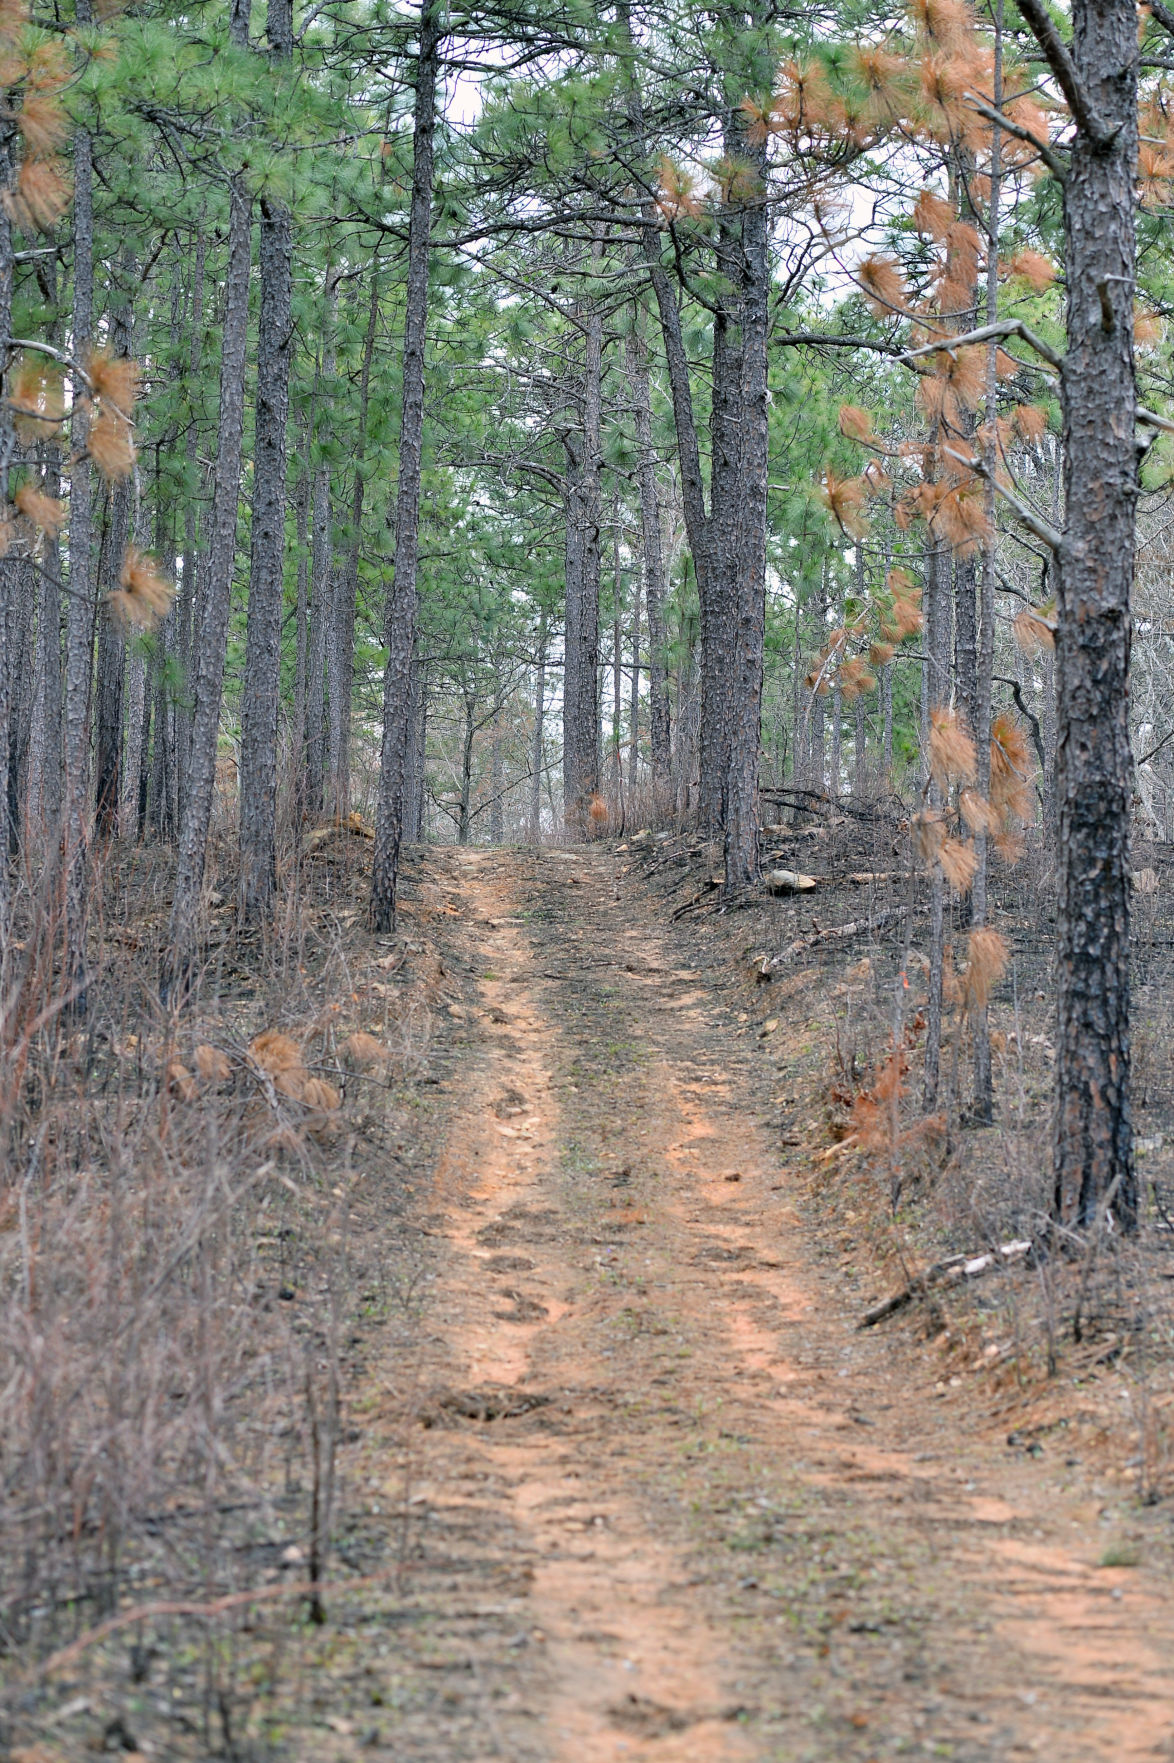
369 847 1174 1762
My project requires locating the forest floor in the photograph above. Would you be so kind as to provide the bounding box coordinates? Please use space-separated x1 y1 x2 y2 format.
8 832 1174 1762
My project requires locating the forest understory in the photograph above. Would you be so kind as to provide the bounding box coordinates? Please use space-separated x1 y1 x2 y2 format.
4 821 1174 1763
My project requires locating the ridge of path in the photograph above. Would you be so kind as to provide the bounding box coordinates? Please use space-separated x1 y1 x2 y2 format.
365 846 1174 1763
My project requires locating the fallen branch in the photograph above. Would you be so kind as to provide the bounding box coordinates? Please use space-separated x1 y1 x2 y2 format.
859 1239 1032 1328
33 1567 409 1682
760 787 901 824
767 905 908 968
671 876 721 919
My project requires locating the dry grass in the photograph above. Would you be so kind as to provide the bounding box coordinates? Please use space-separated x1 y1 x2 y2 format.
0 819 458 1747
644 803 1174 1504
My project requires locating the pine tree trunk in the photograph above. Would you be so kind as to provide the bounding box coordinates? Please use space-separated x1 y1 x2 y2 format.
489 716 503 845
404 649 426 841
954 553 978 736
723 124 768 888
370 1 439 931
327 261 379 823
94 480 131 840
922 515 952 1111
134 658 152 838
124 650 145 837
293 419 310 777
325 552 349 816
306 273 338 820
561 291 602 837
1041 644 1057 838
239 0 294 920
164 171 252 993
62 111 95 1008
6 558 35 859
30 482 64 837
457 688 474 845
629 577 641 793
971 12 1002 1124
622 13 719 825
149 668 172 840
95 259 136 843
1023 0 1139 1228
176 226 206 830
0 121 17 923
531 606 547 843
882 662 893 778
810 567 827 790
611 571 623 819
700 297 741 839
627 317 669 782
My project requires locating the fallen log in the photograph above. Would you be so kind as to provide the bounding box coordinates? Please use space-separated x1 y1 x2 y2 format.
859 1239 1032 1328
765 869 818 895
767 905 908 967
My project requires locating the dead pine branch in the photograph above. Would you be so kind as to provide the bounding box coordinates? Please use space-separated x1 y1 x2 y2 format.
767 906 909 969
859 1239 1033 1328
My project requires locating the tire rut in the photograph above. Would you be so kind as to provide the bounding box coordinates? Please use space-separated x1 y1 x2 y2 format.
364 846 1174 1763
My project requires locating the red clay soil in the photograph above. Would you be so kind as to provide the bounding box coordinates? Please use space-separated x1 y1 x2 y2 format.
346 846 1174 1763
12 842 1174 1763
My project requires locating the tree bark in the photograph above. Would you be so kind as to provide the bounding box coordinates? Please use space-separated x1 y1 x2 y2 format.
922 483 952 1111
971 5 1003 1124
1023 0 1139 1228
457 686 474 845
954 553 977 737
306 271 338 820
292 415 310 778
531 605 547 843
404 647 426 841
238 0 294 920
0 124 17 922
489 711 503 844
882 660 893 777
176 224 206 829
371 0 439 931
164 170 252 994
94 260 137 842
561 277 602 837
6 557 35 860
629 569 641 793
810 567 827 790
611 526 623 820
327 260 379 822
62 108 95 1008
94 479 131 841
722 119 768 888
30 458 64 837
626 316 669 783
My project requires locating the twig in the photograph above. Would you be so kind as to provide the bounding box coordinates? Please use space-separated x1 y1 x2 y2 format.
32 1569 409 1683
900 317 1062 371
941 445 1061 551
963 90 1068 179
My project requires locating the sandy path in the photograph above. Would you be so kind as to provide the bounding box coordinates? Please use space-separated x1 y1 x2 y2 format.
377 846 1174 1763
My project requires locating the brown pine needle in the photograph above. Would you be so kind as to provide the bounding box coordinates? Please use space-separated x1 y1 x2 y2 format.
929 706 977 789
